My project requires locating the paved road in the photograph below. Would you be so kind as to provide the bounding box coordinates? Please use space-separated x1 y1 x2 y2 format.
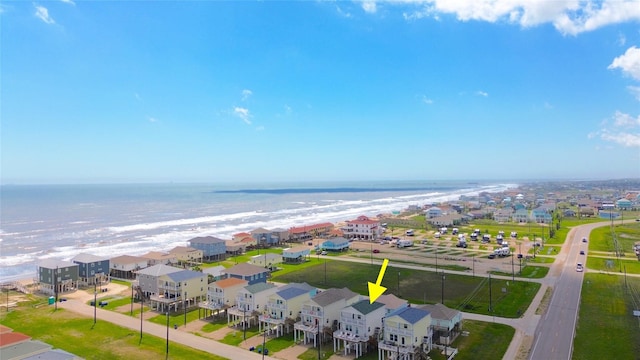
528 222 617 360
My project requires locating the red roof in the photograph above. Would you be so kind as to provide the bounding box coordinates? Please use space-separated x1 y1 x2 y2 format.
289 222 334 234
346 215 379 225
0 332 30 347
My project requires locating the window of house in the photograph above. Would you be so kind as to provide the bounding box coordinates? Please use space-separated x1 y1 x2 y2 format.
91 263 95 267
401 337 405 345
403 324 408 329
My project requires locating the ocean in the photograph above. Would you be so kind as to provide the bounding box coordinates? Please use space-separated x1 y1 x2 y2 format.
0 181 517 282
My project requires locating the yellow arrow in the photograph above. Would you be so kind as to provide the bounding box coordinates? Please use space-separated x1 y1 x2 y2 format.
368 259 389 303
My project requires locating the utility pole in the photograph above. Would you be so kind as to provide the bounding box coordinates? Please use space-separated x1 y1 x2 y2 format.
94 280 97 324
166 311 169 358
441 272 445 305
511 254 515 282
140 293 144 340
488 274 493 313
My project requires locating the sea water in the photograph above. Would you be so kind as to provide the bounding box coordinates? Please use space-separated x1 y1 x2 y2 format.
0 180 517 282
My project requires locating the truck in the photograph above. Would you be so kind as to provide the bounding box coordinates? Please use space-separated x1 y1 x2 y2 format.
397 239 414 248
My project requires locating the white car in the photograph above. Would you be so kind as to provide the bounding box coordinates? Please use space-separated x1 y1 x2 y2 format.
576 263 584 272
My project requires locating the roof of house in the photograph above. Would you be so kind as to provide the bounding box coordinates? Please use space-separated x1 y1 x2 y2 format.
251 228 272 234
283 247 310 255
188 236 225 244
350 300 385 315
418 303 460 321
136 264 182 277
0 340 51 359
110 255 148 265
289 222 334 234
346 216 378 225
323 237 349 245
71 253 108 263
243 282 277 294
278 282 315 292
0 331 31 347
21 348 78 360
168 246 200 254
140 251 174 260
311 288 358 307
224 263 269 276
212 277 248 289
202 265 226 277
277 287 310 301
387 307 430 324
376 294 408 310
165 269 205 282
37 259 77 269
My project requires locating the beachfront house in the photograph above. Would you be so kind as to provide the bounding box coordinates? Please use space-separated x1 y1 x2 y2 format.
333 300 386 358
110 255 148 280
37 260 79 295
202 265 226 282
260 283 317 337
140 251 177 266
71 253 110 287
530 208 552 223
378 307 433 360
188 236 227 261
134 264 182 299
288 223 335 243
225 240 245 256
293 288 360 346
223 263 270 285
342 216 381 241
283 247 311 264
418 303 463 346
150 269 207 312
227 282 279 328
321 237 351 252
200 277 248 315
168 246 203 266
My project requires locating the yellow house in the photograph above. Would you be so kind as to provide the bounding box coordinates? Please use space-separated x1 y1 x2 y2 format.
150 269 207 313
200 277 248 315
259 283 317 337
168 246 203 265
378 307 433 360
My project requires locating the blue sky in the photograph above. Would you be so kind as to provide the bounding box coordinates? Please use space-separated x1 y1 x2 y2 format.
2 1 639 184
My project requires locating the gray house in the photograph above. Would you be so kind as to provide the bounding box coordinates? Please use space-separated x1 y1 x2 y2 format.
71 253 110 287
188 236 227 261
135 264 183 298
223 263 270 285
37 259 79 295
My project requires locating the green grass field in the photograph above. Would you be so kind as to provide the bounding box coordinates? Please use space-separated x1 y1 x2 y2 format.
573 273 640 360
272 261 539 318
1 297 226 360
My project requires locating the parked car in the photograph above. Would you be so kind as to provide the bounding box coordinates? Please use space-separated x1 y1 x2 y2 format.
580 250 585 255
373 249 380 253
321 251 327 255
582 237 587 243
576 263 584 272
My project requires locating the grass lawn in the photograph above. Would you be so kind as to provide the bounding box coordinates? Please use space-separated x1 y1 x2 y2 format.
573 273 640 360
264 331 295 352
220 326 261 345
489 265 549 279
273 261 539 318
448 320 515 360
586 257 640 273
199 316 229 333
1 297 226 360
148 308 203 327
298 346 335 360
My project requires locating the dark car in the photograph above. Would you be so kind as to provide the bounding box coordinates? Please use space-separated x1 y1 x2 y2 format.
373 249 380 254
582 237 587 243
580 250 585 255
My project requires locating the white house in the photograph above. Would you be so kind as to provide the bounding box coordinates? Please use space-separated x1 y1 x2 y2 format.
227 282 279 328
342 216 381 241
333 300 386 358
293 288 360 346
200 277 248 315
110 255 148 280
418 303 463 345
259 283 317 337
249 253 282 268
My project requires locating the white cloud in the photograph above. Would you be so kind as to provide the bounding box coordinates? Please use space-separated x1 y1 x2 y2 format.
617 32 627 46
421 95 433 104
592 110 640 147
241 89 253 101
60 0 75 5
362 1 377 14
475 90 489 97
336 5 353 18
233 106 252 125
608 46 640 81
383 0 640 36
627 86 640 101
34 4 55 24
147 116 158 123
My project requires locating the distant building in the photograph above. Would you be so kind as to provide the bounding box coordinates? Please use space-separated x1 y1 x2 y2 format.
321 237 350 252
283 247 311 263
140 251 176 266
249 253 282 268
342 216 381 241
223 263 270 285
110 255 148 280
134 264 182 298
288 223 334 242
168 246 203 265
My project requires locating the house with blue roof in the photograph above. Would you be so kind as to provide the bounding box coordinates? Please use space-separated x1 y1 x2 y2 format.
223 263 270 285
228 282 279 328
321 237 350 252
378 307 433 360
530 208 552 223
151 268 207 312
333 300 386 358
260 283 317 337
616 198 633 210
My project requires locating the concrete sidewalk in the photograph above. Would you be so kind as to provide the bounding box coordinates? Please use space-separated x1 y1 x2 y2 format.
58 299 277 360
